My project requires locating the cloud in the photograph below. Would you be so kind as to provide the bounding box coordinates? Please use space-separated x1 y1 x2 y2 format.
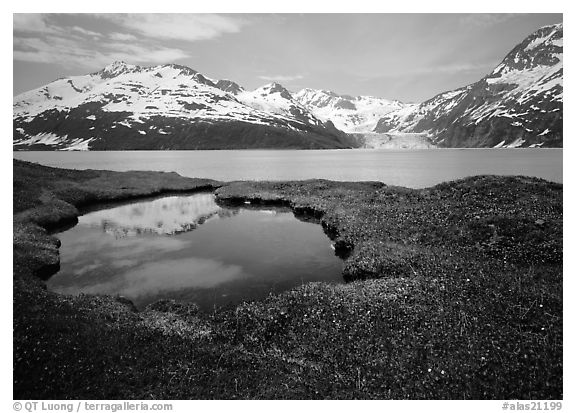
13 35 188 67
13 14 248 70
13 13 55 34
13 14 191 69
258 74 304 82
459 14 521 28
71 26 103 38
13 14 102 38
358 62 496 82
419 62 496 75
98 14 247 42
109 32 138 42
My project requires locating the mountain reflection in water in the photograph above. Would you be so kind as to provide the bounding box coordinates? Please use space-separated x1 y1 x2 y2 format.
79 193 237 237
49 193 343 310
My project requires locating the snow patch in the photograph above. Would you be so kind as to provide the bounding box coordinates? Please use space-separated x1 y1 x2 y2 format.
16 132 67 146
538 129 550 136
506 138 526 148
61 138 95 151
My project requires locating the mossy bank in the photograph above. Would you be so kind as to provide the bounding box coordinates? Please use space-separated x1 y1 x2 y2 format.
13 159 562 399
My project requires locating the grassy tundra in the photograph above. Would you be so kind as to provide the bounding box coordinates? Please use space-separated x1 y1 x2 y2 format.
13 159 562 399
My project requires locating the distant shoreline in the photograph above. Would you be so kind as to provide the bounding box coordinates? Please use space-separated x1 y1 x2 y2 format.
12 149 563 189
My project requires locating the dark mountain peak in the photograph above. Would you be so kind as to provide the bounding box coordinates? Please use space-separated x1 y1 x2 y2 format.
534 22 563 38
263 82 287 92
216 79 244 95
259 82 293 99
333 99 357 110
490 22 563 77
192 73 215 87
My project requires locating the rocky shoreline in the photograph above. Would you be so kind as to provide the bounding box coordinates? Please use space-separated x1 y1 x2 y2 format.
13 159 562 399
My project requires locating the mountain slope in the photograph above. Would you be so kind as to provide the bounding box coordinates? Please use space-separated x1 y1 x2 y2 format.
13 62 353 150
237 83 325 128
375 23 563 148
293 89 408 133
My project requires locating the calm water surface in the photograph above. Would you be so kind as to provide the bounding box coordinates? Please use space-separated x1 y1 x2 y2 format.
14 149 562 188
48 193 342 310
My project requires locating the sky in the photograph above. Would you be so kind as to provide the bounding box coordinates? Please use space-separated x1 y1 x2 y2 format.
13 13 562 102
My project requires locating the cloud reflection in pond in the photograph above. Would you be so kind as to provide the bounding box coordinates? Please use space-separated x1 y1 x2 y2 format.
58 226 190 264
49 192 343 310
56 257 244 300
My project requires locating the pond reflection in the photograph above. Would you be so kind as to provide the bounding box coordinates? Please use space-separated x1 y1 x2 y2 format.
79 193 228 237
56 257 245 297
48 193 342 310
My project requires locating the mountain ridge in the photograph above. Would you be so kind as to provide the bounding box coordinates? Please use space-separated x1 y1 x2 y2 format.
13 22 562 150
373 22 563 148
13 62 353 150
293 88 409 133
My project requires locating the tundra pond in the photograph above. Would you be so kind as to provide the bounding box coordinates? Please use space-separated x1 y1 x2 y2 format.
48 193 343 310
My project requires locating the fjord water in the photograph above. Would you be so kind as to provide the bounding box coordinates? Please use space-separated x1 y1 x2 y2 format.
47 193 342 310
14 148 562 188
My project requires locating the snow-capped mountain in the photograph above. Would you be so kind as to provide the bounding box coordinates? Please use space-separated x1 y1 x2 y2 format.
237 83 325 128
13 22 562 151
293 89 409 133
13 62 352 150
375 23 563 148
